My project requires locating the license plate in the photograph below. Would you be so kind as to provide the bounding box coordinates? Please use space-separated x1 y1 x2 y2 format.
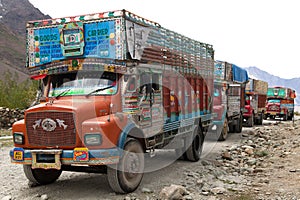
13 149 24 161
269 112 277 116
31 150 62 170
73 147 89 162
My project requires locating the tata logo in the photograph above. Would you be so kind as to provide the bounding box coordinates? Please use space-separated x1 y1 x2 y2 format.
68 34 77 43
42 118 56 132
33 118 68 132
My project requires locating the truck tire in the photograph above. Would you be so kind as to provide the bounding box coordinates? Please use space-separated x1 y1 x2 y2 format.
258 113 264 125
247 114 254 127
283 112 288 121
228 123 235 133
185 126 204 162
288 112 294 121
23 165 62 185
218 118 228 141
107 138 144 194
235 114 243 133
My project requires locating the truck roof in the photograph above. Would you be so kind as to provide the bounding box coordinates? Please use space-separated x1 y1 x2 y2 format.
26 9 215 78
27 9 160 28
232 64 249 83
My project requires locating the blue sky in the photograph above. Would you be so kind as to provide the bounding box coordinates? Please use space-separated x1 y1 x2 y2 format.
28 0 300 79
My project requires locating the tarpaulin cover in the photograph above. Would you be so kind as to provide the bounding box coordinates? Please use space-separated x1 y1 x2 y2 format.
232 64 249 83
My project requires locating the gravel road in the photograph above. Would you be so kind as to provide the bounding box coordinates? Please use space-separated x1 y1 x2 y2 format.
1 117 299 200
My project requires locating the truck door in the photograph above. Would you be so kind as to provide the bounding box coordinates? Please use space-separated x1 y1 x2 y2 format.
228 84 241 117
138 72 163 137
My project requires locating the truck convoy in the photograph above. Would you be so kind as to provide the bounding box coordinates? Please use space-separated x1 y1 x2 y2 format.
9 10 215 193
243 78 268 126
265 86 296 121
212 61 249 141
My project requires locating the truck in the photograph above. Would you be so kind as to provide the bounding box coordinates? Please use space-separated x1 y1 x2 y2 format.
243 78 268 126
9 10 215 193
265 86 296 121
212 61 248 141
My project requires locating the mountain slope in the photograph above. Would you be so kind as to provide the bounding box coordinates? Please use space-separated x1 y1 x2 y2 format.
245 66 300 105
0 0 50 82
0 0 50 36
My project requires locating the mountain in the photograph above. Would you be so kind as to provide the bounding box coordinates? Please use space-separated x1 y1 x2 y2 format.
245 66 300 105
0 0 50 82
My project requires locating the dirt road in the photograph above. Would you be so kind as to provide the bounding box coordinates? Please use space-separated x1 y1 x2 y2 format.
1 118 300 200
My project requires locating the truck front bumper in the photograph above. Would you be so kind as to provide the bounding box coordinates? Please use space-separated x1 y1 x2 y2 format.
10 147 120 170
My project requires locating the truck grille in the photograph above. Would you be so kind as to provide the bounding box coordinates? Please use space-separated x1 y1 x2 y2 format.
26 112 76 146
268 105 280 111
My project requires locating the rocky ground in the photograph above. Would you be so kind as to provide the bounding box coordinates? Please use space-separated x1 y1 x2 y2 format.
1 118 300 200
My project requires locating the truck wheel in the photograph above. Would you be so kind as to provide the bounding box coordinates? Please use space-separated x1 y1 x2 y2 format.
228 123 235 133
185 126 204 162
107 138 144 194
258 113 264 125
218 118 228 141
288 113 294 120
283 112 288 121
23 165 62 185
235 114 243 133
247 114 254 127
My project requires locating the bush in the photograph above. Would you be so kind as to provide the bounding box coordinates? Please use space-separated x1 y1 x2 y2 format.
0 71 38 109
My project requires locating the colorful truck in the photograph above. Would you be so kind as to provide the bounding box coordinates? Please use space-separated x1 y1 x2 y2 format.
265 86 296 121
243 78 268 126
9 10 215 193
212 61 248 141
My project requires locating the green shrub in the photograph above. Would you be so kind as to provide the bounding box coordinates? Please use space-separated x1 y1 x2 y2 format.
0 71 38 109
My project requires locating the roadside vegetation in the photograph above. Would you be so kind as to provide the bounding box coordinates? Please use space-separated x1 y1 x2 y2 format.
0 71 38 109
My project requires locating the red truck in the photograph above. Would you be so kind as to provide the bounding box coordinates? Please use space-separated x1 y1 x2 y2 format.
265 86 296 121
243 78 268 126
212 61 248 141
9 10 215 193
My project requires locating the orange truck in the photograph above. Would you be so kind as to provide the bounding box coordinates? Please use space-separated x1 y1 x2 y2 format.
243 78 268 126
9 10 215 193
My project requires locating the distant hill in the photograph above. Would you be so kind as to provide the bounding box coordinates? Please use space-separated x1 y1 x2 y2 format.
0 0 50 82
245 66 300 105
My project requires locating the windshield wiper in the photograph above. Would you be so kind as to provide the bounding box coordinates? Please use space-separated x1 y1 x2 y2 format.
55 88 71 99
86 85 114 97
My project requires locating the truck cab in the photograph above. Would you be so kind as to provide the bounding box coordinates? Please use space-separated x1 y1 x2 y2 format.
265 87 296 121
211 61 248 141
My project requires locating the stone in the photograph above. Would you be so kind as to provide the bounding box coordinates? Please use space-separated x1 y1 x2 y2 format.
221 151 233 161
41 194 48 200
1 196 12 200
210 187 226 194
159 184 188 200
142 187 153 193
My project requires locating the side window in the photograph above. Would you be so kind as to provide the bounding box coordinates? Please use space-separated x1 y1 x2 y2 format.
140 73 151 94
152 73 160 91
127 76 136 92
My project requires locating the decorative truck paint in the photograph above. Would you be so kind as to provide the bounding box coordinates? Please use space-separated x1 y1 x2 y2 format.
265 86 296 121
10 10 215 193
243 78 268 126
212 61 249 141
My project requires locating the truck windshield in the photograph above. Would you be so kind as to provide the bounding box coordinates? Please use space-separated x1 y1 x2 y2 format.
48 71 117 97
268 99 280 103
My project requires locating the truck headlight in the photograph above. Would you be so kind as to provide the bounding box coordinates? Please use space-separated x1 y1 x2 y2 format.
84 134 102 146
13 132 24 145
